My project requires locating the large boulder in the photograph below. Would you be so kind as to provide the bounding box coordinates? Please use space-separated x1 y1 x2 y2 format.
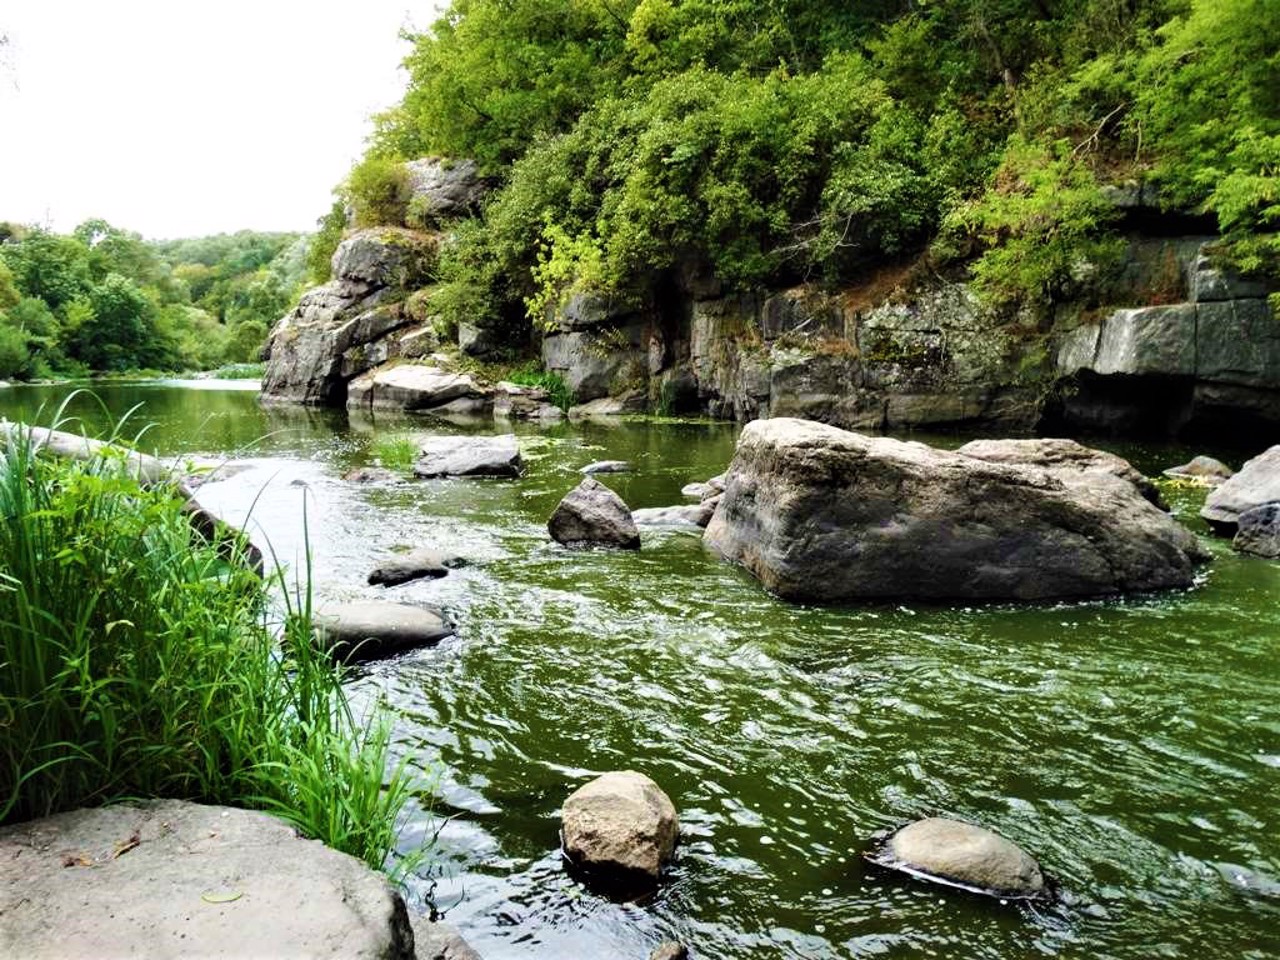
314 601 454 663
1202 445 1280 533
1233 502 1280 558
332 228 437 289
872 817 1047 900
0 800 417 959
561 771 678 887
414 435 522 478
347 365 491 413
548 477 641 549
704 418 1209 602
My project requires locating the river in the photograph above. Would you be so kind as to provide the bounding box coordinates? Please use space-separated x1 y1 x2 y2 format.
2 380 1277 960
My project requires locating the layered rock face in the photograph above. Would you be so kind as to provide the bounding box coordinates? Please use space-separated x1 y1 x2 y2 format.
261 228 439 405
704 418 1209 602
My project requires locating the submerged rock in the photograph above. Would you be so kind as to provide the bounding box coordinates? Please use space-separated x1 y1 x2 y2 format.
548 477 641 549
314 600 454 663
872 817 1047 900
1202 445 1280 533
704 418 1209 602
1233 502 1280 558
368 548 464 586
0 800 418 959
561 771 678 887
414 435 522 479
344 466 401 484
581 460 632 474
1163 455 1235 486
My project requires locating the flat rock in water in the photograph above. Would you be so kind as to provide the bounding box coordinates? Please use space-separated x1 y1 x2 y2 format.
548 477 641 549
1202 446 1280 532
347 365 488 413
1233 502 1280 558
877 817 1047 899
368 548 463 586
633 500 718 529
409 916 483 960
581 460 631 474
314 600 453 663
1163 455 1235 486
681 481 715 500
705 418 1209 602
344 466 402 484
561 771 678 887
0 800 417 959
414 435 522 479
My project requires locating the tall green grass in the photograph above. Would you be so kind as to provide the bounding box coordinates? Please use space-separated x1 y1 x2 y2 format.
0 422 428 874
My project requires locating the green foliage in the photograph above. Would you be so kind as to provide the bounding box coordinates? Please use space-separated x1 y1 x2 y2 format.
370 434 418 471
345 156 413 229
506 365 575 411
0 419 427 872
940 138 1124 306
308 201 348 284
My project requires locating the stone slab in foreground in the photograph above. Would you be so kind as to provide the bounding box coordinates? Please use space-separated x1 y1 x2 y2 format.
704 418 1209 602
0 800 416 959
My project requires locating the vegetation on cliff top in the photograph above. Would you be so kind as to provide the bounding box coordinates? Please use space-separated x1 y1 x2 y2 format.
331 0 1277 342
0 223 307 380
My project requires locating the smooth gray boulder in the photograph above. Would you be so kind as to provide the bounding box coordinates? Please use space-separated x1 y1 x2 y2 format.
581 460 632 474
0 800 416 959
1163 455 1235 485
681 481 716 500
633 498 718 529
548 477 641 549
704 418 1209 602
873 817 1047 899
414 435 522 478
368 548 464 586
348 365 490 413
314 601 453 663
561 771 678 886
1233 502 1280 558
1202 446 1280 532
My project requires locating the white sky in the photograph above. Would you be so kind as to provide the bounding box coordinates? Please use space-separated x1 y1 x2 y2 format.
0 2 441 239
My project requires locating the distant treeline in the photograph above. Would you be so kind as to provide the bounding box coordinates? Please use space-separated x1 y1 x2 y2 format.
0 221 307 379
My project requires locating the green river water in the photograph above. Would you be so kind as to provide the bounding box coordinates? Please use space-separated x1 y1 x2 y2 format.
3 381 1277 959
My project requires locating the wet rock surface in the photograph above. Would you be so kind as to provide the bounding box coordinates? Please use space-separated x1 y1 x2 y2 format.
874 817 1047 899
368 548 464 586
548 477 641 549
1202 445 1280 532
561 771 678 887
414 435 522 479
1233 502 1280 558
314 601 454 663
705 418 1209 602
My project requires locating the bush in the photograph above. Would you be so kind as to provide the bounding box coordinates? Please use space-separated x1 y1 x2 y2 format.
345 157 413 229
0 419 426 873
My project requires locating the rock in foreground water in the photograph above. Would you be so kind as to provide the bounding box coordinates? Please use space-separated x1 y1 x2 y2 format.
1202 445 1280 532
368 548 464 586
878 817 1046 899
314 601 454 663
1233 502 1280 558
548 477 641 549
704 418 1209 602
414 435 522 479
561 771 678 886
0 800 417 959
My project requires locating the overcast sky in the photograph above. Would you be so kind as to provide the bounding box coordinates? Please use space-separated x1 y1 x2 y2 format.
0 1 439 239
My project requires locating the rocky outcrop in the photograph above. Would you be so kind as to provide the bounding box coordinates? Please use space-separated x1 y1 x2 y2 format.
368 548 463 586
1202 445 1280 532
0 800 419 959
414 435 522 478
548 477 641 548
704 418 1209 602
1233 502 1280 558
313 601 454 663
560 771 678 888
261 229 438 405
870 817 1047 900
404 158 488 227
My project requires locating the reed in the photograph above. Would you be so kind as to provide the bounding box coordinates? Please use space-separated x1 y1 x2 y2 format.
0 419 428 874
